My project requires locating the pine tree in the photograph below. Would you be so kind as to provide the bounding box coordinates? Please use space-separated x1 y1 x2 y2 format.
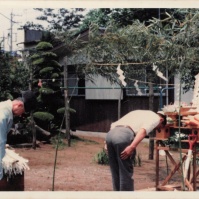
29 41 63 135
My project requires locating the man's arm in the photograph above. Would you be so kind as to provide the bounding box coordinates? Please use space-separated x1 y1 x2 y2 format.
120 128 146 160
0 119 8 180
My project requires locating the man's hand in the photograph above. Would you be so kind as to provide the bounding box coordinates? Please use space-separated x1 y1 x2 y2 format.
120 145 135 160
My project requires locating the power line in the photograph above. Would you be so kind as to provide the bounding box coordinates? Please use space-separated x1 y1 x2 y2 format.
0 12 20 53
0 12 17 23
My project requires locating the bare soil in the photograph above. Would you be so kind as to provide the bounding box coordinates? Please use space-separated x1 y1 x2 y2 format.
11 134 182 191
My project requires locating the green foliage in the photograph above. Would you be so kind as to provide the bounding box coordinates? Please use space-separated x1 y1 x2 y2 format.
74 9 199 91
28 40 64 134
0 50 29 101
32 58 44 65
51 73 59 78
50 60 62 68
50 133 67 150
34 8 86 32
94 148 142 166
36 41 53 51
21 8 86 32
57 107 76 114
30 53 40 59
39 88 54 95
94 149 109 165
163 131 189 149
42 52 57 58
78 8 175 33
39 67 54 75
33 111 54 122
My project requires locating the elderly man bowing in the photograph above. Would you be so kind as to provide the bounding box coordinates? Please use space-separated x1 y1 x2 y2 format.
0 90 37 180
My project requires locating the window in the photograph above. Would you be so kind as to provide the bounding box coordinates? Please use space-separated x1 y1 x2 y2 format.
67 74 85 96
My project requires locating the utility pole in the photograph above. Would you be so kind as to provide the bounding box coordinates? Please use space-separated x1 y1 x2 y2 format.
9 12 21 54
0 35 5 51
0 12 20 53
10 12 13 53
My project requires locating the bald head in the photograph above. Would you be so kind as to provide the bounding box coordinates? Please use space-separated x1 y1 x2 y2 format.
12 99 25 116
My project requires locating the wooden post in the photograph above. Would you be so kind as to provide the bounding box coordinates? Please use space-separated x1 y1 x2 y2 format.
148 81 155 160
193 144 197 191
118 88 122 119
155 139 159 190
31 112 36 149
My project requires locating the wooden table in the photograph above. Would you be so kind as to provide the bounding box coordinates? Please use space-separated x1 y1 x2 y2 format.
154 126 199 191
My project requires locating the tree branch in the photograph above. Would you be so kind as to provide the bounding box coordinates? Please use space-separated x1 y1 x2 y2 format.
35 125 51 136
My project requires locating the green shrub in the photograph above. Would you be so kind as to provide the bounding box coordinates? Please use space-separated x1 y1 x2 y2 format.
30 53 40 59
32 58 44 65
33 112 54 122
39 87 54 95
94 149 109 165
57 107 76 114
36 42 53 51
39 67 54 75
42 52 57 58
94 149 142 166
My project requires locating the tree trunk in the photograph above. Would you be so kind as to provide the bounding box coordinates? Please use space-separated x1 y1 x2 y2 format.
62 57 71 147
148 81 155 160
30 113 37 149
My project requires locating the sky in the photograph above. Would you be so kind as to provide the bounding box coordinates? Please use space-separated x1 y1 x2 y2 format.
0 8 46 52
0 0 198 52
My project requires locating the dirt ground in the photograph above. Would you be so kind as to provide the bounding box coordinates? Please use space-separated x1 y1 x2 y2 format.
9 133 184 191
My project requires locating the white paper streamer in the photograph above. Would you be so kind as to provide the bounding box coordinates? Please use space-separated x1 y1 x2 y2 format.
117 64 127 86
152 63 168 81
134 80 142 95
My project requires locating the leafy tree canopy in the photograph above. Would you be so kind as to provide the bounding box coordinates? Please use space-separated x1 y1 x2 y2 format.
72 9 199 91
21 8 86 32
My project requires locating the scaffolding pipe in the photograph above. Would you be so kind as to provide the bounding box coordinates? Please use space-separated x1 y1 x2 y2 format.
61 86 160 89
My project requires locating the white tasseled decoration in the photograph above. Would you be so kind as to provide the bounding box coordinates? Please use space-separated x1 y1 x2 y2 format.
2 148 30 177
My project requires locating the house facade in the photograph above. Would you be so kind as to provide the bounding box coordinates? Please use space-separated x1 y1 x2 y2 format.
22 29 176 133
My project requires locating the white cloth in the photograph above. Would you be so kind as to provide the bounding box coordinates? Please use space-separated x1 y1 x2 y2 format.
111 110 160 135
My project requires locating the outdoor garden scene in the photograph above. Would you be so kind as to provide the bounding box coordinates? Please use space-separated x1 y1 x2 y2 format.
1 8 199 192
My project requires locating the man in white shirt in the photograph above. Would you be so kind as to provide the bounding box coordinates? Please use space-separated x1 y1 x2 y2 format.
0 90 36 180
105 110 166 191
